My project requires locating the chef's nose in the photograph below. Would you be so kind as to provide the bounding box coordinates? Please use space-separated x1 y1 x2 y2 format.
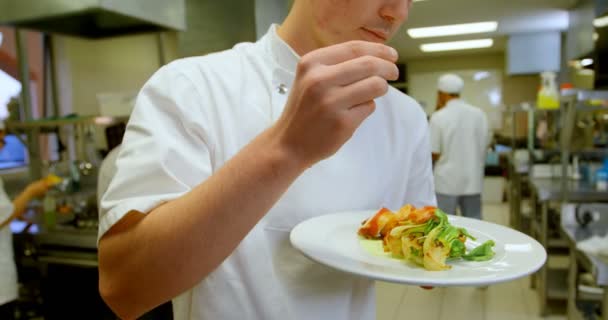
379 0 411 25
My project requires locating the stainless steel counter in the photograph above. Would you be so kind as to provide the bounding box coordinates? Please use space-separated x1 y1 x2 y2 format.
562 224 608 286
12 221 98 267
527 178 608 316
530 178 608 202
12 219 98 249
33 226 97 249
561 204 608 320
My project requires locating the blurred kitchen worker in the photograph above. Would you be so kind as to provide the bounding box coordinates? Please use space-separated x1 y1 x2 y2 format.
0 121 51 320
98 0 436 319
429 74 491 220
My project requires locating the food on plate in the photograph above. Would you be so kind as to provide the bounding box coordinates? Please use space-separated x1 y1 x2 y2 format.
358 205 495 271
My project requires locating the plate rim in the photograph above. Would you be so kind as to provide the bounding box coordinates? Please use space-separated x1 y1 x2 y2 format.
290 210 547 287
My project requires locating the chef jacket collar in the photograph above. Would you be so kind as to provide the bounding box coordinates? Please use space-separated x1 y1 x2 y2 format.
267 24 299 80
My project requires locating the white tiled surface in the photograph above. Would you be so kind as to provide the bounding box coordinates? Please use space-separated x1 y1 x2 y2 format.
375 203 567 320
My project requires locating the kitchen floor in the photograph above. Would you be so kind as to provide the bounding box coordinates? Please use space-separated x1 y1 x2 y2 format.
375 203 567 320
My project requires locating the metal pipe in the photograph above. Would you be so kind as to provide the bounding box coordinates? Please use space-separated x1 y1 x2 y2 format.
38 256 98 268
42 34 51 118
560 96 577 202
156 32 166 67
603 288 607 320
48 36 61 118
16 29 33 121
527 108 535 159
15 29 43 179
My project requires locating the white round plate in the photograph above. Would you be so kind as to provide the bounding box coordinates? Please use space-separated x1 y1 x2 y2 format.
290 210 547 287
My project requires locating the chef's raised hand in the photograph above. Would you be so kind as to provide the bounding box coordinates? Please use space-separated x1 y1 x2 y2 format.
273 41 399 167
25 179 52 199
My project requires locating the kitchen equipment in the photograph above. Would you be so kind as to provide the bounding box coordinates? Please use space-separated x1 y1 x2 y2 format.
0 0 185 38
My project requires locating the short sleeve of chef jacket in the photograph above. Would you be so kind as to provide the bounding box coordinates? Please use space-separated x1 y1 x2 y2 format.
98 64 215 242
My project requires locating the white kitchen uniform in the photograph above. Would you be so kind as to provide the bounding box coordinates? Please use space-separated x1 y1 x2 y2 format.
100 25 436 320
429 99 490 195
0 178 18 306
96 146 121 207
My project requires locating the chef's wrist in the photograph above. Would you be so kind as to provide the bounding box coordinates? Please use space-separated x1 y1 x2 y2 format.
262 126 311 176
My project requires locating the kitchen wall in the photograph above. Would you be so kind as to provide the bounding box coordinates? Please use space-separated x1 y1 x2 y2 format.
255 0 289 39
53 0 260 119
408 52 539 106
52 33 162 117
179 0 256 57
0 27 44 119
49 0 261 152
407 52 539 135
407 53 505 75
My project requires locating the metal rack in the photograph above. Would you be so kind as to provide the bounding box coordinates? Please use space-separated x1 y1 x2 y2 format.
1 0 181 179
561 203 608 320
506 90 608 316
5 115 128 179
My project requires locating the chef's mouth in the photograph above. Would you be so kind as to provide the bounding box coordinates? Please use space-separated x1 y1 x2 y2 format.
362 28 389 42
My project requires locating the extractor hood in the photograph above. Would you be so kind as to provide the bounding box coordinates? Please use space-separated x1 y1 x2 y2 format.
0 0 186 38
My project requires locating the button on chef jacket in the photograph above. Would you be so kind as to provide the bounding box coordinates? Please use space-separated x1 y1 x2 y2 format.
0 178 17 306
99 25 436 320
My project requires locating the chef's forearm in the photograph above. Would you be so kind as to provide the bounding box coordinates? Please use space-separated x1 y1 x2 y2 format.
0 187 36 229
98 126 307 319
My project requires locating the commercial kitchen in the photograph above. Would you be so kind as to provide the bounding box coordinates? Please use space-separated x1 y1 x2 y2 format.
0 0 607 319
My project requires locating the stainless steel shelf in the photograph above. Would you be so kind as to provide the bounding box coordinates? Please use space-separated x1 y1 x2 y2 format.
548 238 570 249
575 90 608 101
547 269 569 300
5 115 128 130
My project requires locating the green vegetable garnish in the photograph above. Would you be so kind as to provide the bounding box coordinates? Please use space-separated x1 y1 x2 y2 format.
449 239 466 258
411 247 421 257
458 227 476 241
462 240 495 261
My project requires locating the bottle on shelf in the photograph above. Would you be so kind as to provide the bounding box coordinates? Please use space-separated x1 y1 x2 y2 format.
595 158 608 191
537 71 560 110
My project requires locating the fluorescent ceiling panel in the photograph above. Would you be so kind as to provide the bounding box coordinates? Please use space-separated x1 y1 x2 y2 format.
594 16 608 28
408 22 498 39
420 38 494 52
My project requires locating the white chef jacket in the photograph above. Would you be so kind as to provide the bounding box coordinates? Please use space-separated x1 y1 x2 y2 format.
429 99 490 195
99 25 436 320
96 146 121 207
0 178 18 306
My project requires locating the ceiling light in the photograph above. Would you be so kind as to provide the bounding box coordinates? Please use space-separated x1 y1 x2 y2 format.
473 71 491 81
407 22 498 39
580 58 594 67
420 39 494 52
594 16 608 28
